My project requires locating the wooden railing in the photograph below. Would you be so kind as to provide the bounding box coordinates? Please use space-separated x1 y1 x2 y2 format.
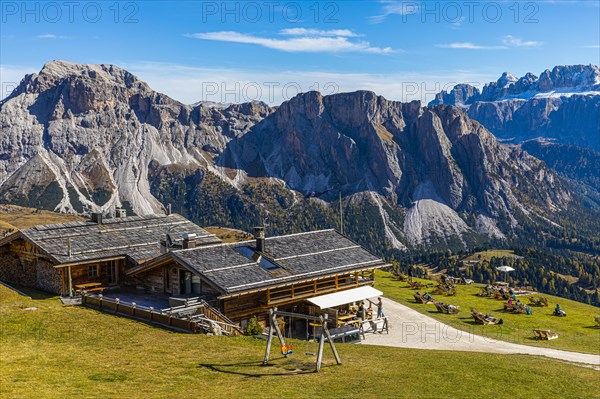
82 294 242 336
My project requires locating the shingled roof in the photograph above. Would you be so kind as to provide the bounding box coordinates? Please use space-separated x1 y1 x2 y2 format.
0 214 221 265
129 229 388 295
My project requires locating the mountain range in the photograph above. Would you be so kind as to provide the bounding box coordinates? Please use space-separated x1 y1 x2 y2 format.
1 61 598 255
429 65 600 150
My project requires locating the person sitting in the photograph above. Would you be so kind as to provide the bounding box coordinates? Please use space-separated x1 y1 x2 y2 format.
525 306 532 315
554 304 566 317
507 298 513 306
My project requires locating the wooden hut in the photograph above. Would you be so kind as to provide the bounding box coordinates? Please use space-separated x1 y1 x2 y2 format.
127 229 389 325
0 213 221 296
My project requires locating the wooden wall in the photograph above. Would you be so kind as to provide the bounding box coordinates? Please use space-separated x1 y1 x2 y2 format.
220 270 377 326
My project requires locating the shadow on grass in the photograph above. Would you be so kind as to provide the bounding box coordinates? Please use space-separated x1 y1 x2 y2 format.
1 281 55 300
198 357 331 377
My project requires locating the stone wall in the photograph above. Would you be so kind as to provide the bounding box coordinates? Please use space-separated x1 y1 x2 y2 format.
35 259 62 294
0 251 37 287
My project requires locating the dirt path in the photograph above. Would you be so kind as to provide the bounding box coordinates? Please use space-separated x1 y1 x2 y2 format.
361 298 600 367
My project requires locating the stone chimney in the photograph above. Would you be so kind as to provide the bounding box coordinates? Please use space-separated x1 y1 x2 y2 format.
181 233 197 249
254 227 265 253
116 208 126 218
166 203 172 215
91 212 103 224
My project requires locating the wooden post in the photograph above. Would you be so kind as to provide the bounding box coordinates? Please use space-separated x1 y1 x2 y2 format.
272 309 286 349
323 314 341 365
263 308 275 365
67 266 73 297
313 280 317 293
316 315 326 372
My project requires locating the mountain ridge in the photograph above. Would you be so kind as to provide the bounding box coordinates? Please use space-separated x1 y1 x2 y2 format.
429 65 600 150
0 60 596 253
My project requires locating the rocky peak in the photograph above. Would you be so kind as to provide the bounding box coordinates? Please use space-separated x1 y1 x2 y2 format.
497 72 518 88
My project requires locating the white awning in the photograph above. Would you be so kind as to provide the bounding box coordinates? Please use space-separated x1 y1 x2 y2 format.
307 286 383 309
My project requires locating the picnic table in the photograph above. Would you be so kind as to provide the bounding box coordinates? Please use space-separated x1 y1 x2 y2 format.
337 314 356 326
75 282 104 294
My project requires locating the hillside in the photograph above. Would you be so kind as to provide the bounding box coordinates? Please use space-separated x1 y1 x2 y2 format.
375 271 600 354
0 284 597 399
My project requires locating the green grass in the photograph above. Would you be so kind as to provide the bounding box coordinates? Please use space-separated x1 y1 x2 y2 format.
462 249 520 262
0 285 598 399
375 271 600 354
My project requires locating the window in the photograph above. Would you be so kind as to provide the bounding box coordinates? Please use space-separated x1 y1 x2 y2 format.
235 246 281 271
88 265 98 278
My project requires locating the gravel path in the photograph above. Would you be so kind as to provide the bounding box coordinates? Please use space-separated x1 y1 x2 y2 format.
361 298 600 367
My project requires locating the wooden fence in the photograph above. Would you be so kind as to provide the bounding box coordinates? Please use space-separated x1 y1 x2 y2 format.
82 295 242 336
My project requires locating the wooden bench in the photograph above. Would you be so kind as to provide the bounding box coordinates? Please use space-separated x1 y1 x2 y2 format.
414 293 434 304
529 296 549 307
82 286 105 294
471 308 502 325
434 302 459 314
533 329 559 340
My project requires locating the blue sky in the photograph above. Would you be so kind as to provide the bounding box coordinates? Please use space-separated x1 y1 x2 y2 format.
1 0 599 104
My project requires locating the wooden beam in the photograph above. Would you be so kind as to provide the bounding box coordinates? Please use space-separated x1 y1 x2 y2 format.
55 256 126 268
68 266 73 297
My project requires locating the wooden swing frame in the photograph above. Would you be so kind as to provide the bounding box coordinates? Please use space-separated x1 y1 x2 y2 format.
262 307 342 372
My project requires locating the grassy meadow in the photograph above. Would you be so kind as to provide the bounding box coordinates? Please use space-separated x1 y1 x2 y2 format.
1 284 599 399
375 270 600 354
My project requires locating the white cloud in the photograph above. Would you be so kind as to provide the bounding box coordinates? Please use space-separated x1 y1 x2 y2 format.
437 36 543 50
370 1 420 23
581 44 600 49
451 17 466 29
436 43 507 50
279 28 361 37
186 31 393 54
502 35 543 47
36 34 73 40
